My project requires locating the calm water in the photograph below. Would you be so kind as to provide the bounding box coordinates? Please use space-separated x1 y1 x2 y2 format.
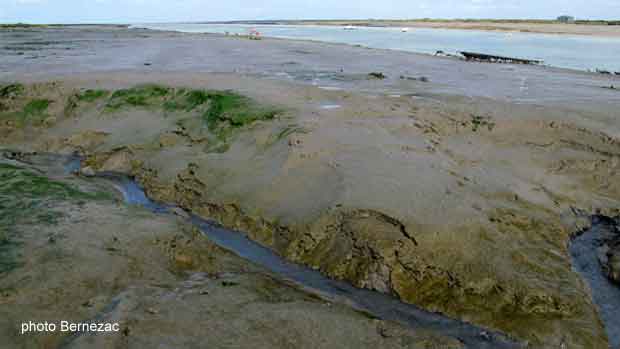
135 23 620 72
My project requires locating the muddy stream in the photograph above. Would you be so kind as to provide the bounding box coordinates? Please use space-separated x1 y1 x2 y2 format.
5 151 620 348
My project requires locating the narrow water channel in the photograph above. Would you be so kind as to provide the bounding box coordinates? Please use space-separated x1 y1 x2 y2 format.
96 171 522 348
569 217 620 349
7 151 620 347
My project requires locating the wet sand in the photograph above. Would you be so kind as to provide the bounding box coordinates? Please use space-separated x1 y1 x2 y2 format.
1 25 619 114
1 26 620 348
273 20 620 38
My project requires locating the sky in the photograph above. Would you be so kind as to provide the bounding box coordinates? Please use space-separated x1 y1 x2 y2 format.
1 0 619 24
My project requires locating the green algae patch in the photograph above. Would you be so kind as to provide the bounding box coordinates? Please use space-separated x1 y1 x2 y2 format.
0 83 24 99
163 89 280 140
75 84 279 145
1 82 281 153
0 164 108 200
22 99 50 116
0 98 51 126
0 163 111 275
161 87 281 147
76 89 108 102
470 114 496 132
163 89 210 112
202 91 278 139
105 84 172 110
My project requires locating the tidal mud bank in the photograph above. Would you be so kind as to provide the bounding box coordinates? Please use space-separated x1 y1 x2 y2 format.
2 23 620 346
2 80 617 348
1 153 472 349
93 165 520 348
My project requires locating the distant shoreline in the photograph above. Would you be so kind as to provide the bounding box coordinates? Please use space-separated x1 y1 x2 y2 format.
4 18 620 37
204 19 620 37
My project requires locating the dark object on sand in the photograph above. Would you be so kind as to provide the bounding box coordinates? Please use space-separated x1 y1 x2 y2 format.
400 75 429 82
368 72 386 79
596 69 612 75
460 51 542 65
434 50 458 58
599 218 620 285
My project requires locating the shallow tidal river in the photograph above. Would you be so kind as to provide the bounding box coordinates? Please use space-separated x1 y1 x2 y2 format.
135 23 620 72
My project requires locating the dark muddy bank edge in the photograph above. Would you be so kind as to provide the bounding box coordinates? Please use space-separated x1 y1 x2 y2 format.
569 215 620 349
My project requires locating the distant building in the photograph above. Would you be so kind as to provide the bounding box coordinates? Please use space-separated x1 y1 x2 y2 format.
557 16 575 23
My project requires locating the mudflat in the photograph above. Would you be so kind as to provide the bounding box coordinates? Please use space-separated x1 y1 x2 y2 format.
1 25 620 348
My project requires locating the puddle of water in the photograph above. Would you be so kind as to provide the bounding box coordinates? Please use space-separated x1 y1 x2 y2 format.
319 104 341 110
318 86 343 91
570 217 620 349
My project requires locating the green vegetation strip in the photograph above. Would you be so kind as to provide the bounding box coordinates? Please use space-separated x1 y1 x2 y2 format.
76 89 108 102
0 163 110 275
2 83 280 148
105 85 280 141
0 83 24 98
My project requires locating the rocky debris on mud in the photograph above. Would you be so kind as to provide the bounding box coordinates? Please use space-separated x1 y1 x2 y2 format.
400 75 429 82
368 72 387 79
598 218 620 284
79 166 96 177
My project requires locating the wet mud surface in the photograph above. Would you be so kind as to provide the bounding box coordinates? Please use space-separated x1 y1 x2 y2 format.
1 26 620 348
1 26 619 115
100 168 522 348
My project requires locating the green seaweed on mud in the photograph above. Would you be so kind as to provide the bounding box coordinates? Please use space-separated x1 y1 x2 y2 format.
0 23 47 29
262 124 308 149
163 88 281 143
202 91 279 140
470 114 496 132
275 124 307 141
164 89 210 112
0 98 51 126
76 89 108 102
22 99 50 116
105 85 171 110
0 163 110 275
0 83 24 99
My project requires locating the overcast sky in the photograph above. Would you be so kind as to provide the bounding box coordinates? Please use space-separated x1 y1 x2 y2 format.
1 0 619 24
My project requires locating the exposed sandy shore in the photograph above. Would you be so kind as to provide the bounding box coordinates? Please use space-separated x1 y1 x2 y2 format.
259 20 620 37
1 26 620 348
